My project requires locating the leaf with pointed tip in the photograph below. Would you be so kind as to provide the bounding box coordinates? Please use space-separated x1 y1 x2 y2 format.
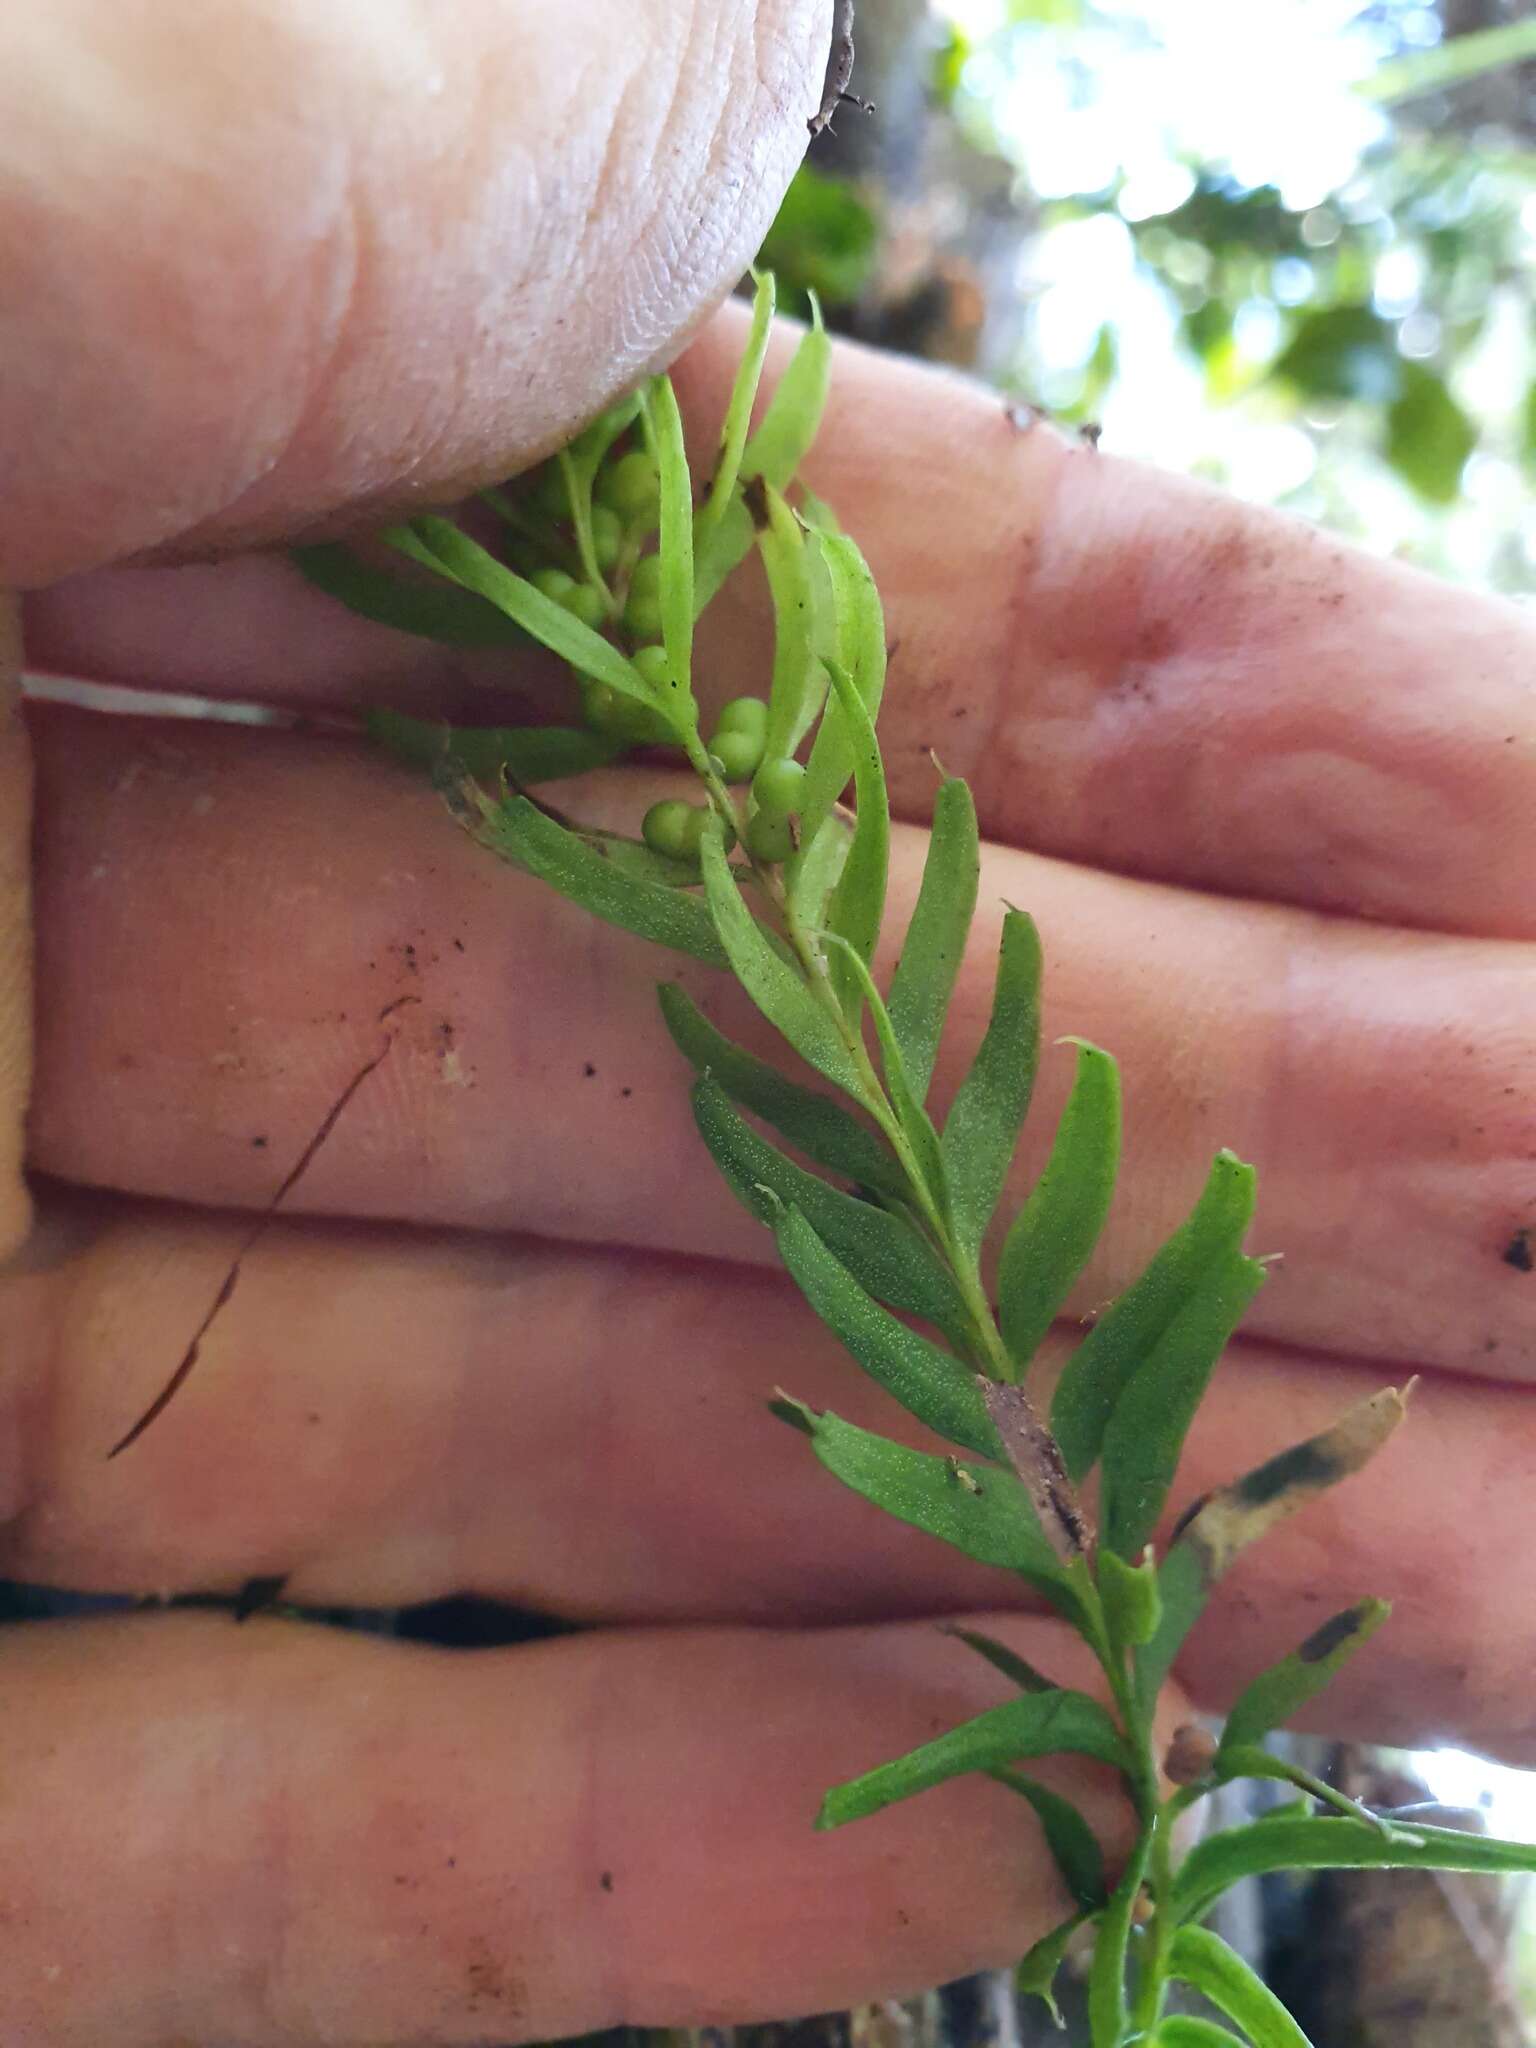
757 484 820 762
699 270 776 536
695 299 832 611
796 532 887 848
997 1041 1120 1374
1098 1546 1162 1650
886 781 979 1104
468 793 725 966
691 1080 971 1342
645 375 696 710
1175 1812 1536 1926
941 910 1041 1262
657 983 905 1198
991 1768 1107 1910
1135 1385 1410 1710
822 661 889 1020
771 1204 1002 1458
1014 1915 1083 2027
1214 1746 1398 1833
699 822 863 1096
773 1398 1072 1599
1167 1927 1312 2047
823 936 949 1218
1100 1245 1266 1560
1052 1151 1257 1483
786 812 851 931
817 1685 1126 1829
366 709 621 785
395 518 669 718
293 543 530 647
1219 1600 1390 1758
944 1626 1058 1695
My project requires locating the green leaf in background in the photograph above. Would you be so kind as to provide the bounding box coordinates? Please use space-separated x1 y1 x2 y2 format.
817 1685 1127 1829
757 165 879 312
1218 1599 1390 1758
657 982 906 1198
1360 17 1536 103
1167 1926 1312 2047
645 374 697 706
1099 1243 1267 1560
1134 1384 1410 1709
293 543 530 647
1051 1150 1257 1483
468 792 726 967
1013 1914 1084 2028
1271 305 1403 405
822 660 890 1019
1097 1545 1162 1649
772 1398 1071 1592
700 271 777 535
694 303 833 612
943 1624 1059 1695
365 708 621 785
690 1079 972 1342
699 820 864 1096
1386 362 1476 504
941 909 1042 1262
990 1766 1108 1910
1150 2021 1248 2048
796 531 889 849
769 1203 1003 1459
887 780 980 1104
395 517 664 713
996 1041 1121 1376
1174 1812 1536 1927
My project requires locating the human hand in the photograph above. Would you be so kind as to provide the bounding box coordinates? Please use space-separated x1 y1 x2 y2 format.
5 3 1536 2042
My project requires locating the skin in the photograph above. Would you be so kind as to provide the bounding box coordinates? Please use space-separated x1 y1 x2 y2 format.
1 2 1533 2041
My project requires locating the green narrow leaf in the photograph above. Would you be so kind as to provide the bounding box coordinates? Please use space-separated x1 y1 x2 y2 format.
700 271 777 534
770 1203 1002 1459
365 708 621 784
1134 1384 1410 1710
694 304 833 611
1098 1546 1162 1650
1168 1927 1312 2047
822 937 950 1218
886 780 980 1104
943 1625 1058 1695
786 812 851 932
822 660 890 1020
817 1686 1126 1829
773 1398 1073 1594
699 821 863 1096
990 1768 1107 1910
657 982 905 1198
1086 1830 1152 2048
796 532 888 849
645 374 697 705
395 517 667 715
1219 1600 1390 1758
1052 1151 1257 1483
293 542 529 647
1100 1245 1266 1560
997 1042 1121 1375
1150 2021 1249 2047
1215 1746 1398 1833
757 484 820 762
1361 17 1536 102
1014 1915 1084 2027
1175 1813 1536 1927
691 1079 972 1342
941 909 1042 1261
469 793 725 966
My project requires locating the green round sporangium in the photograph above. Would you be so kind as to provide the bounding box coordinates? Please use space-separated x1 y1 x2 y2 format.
624 554 664 641
710 729 763 784
751 755 806 820
642 799 704 860
598 448 660 527
744 808 796 863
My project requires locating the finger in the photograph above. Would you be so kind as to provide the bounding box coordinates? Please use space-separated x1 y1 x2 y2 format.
0 596 31 1255
0 1609 1145 2044
28 707 1536 1380
6 1198 1534 1760
1 0 827 586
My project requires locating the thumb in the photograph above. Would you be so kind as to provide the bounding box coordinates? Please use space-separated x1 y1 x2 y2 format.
1 0 828 586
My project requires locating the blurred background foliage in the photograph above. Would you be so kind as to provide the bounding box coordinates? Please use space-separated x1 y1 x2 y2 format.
762 0 1536 593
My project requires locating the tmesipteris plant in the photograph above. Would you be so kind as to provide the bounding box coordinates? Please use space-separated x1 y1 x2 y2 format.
297 273 1536 2046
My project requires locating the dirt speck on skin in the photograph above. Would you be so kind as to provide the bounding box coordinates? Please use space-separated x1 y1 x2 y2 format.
1502 1228 1534 1273
464 1940 524 2017
599 1870 614 1892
